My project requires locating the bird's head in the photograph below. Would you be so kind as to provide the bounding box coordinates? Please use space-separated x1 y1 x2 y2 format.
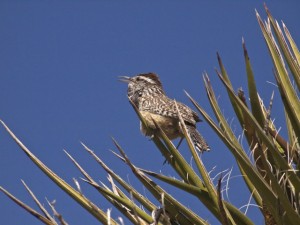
119 73 163 99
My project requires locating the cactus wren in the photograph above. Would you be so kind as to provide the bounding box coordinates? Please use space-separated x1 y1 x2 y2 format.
120 73 210 152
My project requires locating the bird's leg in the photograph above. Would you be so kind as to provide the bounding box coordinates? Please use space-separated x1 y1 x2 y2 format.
163 158 168 165
163 154 173 165
162 137 183 165
176 137 184 149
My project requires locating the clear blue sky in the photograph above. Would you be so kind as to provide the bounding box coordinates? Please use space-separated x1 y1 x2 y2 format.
1 1 299 224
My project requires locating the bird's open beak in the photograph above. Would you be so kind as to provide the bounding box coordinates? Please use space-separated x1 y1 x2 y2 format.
118 76 131 83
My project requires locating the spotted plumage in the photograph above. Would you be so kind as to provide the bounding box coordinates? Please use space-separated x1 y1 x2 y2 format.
120 73 210 152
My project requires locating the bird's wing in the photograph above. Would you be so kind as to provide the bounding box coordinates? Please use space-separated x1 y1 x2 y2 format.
139 95 200 125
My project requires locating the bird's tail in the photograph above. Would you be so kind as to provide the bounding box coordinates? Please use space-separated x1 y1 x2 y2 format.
186 125 210 152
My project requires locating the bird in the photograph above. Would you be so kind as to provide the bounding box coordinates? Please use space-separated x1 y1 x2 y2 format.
119 72 210 152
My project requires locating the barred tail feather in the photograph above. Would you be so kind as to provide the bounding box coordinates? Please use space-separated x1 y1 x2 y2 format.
186 125 210 152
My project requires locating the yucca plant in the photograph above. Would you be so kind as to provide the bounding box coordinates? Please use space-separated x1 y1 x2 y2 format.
1 5 299 225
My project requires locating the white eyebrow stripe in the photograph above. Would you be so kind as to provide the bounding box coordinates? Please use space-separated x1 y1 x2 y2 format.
137 76 156 84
